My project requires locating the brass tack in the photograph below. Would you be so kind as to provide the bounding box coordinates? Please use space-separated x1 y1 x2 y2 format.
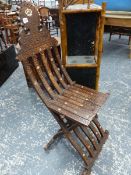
58 108 61 111
36 66 40 69
83 154 86 157
64 102 67 105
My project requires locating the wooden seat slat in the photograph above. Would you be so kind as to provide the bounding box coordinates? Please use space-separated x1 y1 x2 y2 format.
67 87 109 106
63 89 107 107
57 95 97 110
49 100 95 123
75 83 109 96
62 92 101 108
48 101 91 126
53 98 98 118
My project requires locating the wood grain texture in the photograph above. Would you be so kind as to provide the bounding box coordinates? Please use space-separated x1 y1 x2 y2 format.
18 2 109 174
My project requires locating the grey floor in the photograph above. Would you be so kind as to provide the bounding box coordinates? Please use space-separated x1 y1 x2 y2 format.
0 34 131 175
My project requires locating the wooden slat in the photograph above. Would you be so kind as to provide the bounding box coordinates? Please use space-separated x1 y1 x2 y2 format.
24 59 50 105
32 55 56 99
54 97 97 117
93 116 105 137
74 128 95 157
63 130 90 165
47 49 68 89
48 101 91 126
74 84 109 105
63 89 105 109
40 53 63 94
89 122 101 143
53 46 73 85
62 91 100 112
57 95 93 109
57 95 97 111
49 100 95 122
67 87 108 106
80 126 98 150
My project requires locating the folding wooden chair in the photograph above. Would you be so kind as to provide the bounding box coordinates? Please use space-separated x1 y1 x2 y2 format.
18 2 109 174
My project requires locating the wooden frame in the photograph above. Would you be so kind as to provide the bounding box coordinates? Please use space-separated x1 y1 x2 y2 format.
18 2 109 174
59 1 106 90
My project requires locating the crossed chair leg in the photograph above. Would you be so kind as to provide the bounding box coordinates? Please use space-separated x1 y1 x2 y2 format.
44 114 109 174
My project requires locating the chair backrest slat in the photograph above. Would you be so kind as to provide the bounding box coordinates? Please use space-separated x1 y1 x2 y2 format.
40 52 63 94
53 46 74 85
32 55 56 99
46 48 68 89
23 59 50 105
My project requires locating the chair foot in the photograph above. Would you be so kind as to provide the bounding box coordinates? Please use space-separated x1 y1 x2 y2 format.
44 129 63 150
44 123 78 150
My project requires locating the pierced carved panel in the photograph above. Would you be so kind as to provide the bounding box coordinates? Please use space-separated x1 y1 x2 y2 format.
17 2 58 61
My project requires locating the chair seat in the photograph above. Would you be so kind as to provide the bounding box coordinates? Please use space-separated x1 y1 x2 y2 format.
48 83 109 126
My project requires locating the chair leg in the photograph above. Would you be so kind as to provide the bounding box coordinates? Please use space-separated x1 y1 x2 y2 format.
109 32 112 41
119 34 121 39
56 27 58 36
44 122 78 150
128 36 131 45
45 113 109 173
44 128 63 150
129 36 131 59
109 26 113 42
0 38 3 51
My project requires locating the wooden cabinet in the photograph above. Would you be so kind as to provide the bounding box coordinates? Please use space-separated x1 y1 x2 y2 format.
0 45 18 86
60 2 106 90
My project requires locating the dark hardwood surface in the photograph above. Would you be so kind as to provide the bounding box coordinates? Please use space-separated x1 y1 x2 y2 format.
17 2 109 174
